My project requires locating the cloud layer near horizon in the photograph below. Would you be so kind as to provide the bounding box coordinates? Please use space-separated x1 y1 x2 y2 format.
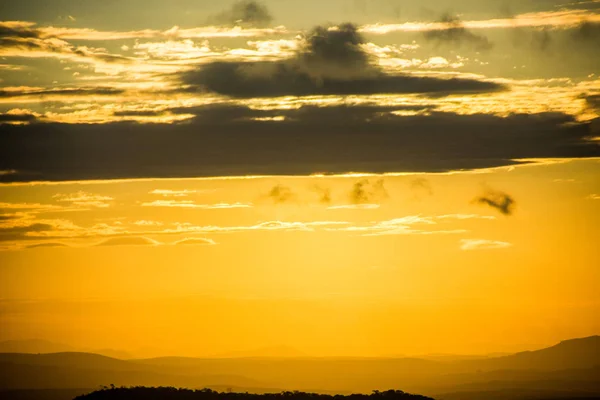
0 106 597 182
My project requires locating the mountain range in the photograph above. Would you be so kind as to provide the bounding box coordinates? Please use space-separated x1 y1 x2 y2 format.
0 336 598 400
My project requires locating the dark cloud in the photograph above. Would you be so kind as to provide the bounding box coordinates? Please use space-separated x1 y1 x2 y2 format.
571 20 600 42
312 185 332 204
180 23 505 98
297 23 374 79
1 107 598 182
0 88 124 99
25 242 69 249
350 179 388 204
475 189 516 216
410 178 434 196
210 0 273 28
0 22 132 63
583 94 600 113
182 61 504 98
268 184 295 204
0 223 55 242
0 113 37 123
424 14 493 51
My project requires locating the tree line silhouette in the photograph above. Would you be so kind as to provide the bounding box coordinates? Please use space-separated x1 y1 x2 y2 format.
75 388 434 400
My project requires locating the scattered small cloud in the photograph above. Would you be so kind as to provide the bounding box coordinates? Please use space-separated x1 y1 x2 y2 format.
424 13 493 51
460 239 513 251
328 204 380 210
311 185 332 204
134 220 164 226
268 184 295 204
209 0 273 28
474 189 516 216
149 189 207 197
350 179 388 204
587 194 600 200
53 191 113 208
141 200 252 209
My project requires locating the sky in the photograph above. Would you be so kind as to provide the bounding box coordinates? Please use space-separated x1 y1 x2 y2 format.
0 0 599 358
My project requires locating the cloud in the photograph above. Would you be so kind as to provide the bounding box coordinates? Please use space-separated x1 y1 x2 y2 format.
474 189 516 216
95 236 160 247
360 9 600 34
166 220 350 235
25 242 69 249
149 189 209 197
0 112 38 123
53 191 113 208
460 239 513 251
311 185 332 204
328 215 471 237
180 23 505 98
350 179 388 204
423 14 493 51
112 110 167 118
328 204 380 210
134 220 164 226
0 223 57 242
587 194 600 200
141 200 252 209
571 20 600 41
268 184 295 204
1 87 124 99
1 108 598 182
410 178 433 196
182 61 504 98
173 238 217 246
0 21 132 64
210 1 273 28
584 94 600 113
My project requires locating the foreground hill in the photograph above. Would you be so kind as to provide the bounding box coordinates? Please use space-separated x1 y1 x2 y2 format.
75 388 434 400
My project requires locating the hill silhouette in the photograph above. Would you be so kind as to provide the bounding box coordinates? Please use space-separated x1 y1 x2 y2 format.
74 388 434 400
0 336 598 400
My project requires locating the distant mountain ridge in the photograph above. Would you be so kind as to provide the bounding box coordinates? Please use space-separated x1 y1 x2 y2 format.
0 335 598 398
465 335 600 371
0 339 133 359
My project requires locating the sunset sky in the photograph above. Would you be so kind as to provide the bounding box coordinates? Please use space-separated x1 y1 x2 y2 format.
0 0 599 358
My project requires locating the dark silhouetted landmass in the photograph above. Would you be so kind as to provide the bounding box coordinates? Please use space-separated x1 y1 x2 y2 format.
75 388 434 400
0 336 598 400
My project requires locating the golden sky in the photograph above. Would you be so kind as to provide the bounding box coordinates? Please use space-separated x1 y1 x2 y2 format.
0 0 599 358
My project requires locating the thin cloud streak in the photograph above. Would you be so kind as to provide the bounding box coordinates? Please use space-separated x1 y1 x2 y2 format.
460 238 513 250
141 200 252 209
360 10 600 34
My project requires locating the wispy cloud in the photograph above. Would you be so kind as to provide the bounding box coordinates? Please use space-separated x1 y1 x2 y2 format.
173 237 218 246
95 236 161 247
149 189 211 197
327 214 491 236
53 191 113 208
460 239 513 250
360 9 600 34
141 200 252 209
327 204 380 210
134 220 164 226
